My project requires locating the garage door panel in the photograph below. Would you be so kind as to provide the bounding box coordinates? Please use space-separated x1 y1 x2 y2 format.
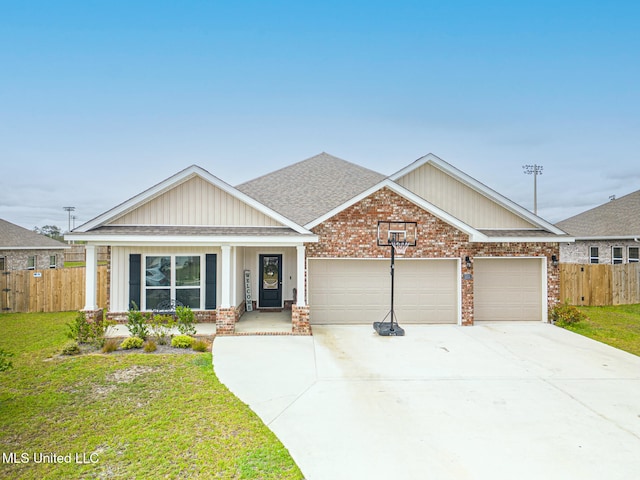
474 258 543 322
309 259 457 324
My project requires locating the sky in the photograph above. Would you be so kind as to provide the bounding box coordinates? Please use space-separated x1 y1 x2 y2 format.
1 0 638 231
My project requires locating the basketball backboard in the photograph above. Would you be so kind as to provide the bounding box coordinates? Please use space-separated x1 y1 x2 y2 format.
376 221 418 247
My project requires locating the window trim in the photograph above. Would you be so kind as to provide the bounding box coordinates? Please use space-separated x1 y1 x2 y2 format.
142 254 204 310
0 256 5 271
49 255 57 269
589 246 599 264
612 246 623 264
27 255 36 270
629 246 639 263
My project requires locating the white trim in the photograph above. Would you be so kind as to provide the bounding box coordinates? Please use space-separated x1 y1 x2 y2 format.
72 165 313 235
66 234 317 246
141 253 206 311
389 153 567 235
481 236 574 243
573 235 640 241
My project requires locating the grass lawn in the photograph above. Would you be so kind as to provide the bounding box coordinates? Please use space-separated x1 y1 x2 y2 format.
0 312 303 479
562 304 640 357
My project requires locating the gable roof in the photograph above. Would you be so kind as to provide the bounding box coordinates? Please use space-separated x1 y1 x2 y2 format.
71 165 313 236
389 153 568 236
236 152 386 226
0 219 69 250
556 189 640 239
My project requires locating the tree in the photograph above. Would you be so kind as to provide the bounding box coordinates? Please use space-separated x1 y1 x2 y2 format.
34 225 63 241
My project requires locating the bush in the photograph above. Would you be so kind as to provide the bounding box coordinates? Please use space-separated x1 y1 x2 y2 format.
61 341 81 356
550 302 588 327
176 306 197 335
67 311 115 348
171 335 194 349
126 307 150 340
150 314 175 345
192 339 209 352
101 338 119 353
121 337 144 350
0 348 14 372
143 340 157 353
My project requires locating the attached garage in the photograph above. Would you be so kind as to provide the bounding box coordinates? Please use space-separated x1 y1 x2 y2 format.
474 258 545 321
308 258 459 325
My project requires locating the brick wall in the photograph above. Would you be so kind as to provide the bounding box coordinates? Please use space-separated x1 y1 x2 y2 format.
307 187 560 325
0 249 65 271
561 240 640 264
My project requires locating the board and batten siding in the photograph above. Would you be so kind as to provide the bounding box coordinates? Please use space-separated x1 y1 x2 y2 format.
110 246 222 311
110 176 282 226
395 163 535 229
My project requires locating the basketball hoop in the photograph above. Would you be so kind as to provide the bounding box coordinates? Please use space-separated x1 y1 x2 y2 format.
391 240 409 256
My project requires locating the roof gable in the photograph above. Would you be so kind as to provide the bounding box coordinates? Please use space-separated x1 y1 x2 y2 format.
236 152 386 225
556 189 640 238
74 165 310 234
0 218 69 249
390 154 565 234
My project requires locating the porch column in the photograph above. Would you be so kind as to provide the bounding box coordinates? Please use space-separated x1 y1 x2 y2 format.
296 244 306 306
84 244 98 311
220 245 232 309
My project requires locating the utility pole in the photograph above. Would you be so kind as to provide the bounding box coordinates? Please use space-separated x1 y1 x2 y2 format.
522 165 543 215
63 206 76 233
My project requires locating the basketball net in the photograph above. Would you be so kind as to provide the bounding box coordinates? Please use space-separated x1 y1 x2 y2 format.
391 240 409 256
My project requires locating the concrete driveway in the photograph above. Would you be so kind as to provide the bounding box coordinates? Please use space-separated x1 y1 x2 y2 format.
213 323 640 480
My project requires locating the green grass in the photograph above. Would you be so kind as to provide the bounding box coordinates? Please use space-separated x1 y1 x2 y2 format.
561 304 640 356
0 312 303 479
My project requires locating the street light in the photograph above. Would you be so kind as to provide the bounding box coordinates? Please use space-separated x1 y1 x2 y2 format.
522 164 543 215
63 206 76 233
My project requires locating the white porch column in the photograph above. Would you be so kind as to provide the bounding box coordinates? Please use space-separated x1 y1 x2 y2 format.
220 245 232 309
296 244 306 306
84 244 98 310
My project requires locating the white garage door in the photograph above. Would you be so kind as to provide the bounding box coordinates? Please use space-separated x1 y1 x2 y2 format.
308 259 458 324
474 258 544 321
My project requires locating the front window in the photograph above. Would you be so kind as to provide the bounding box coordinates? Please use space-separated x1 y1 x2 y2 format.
145 255 201 309
629 247 639 263
589 247 599 264
27 256 36 270
612 247 623 264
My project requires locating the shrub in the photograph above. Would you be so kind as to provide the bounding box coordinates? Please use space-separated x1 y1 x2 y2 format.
149 314 175 345
66 312 91 343
171 335 194 349
0 348 14 372
126 307 150 340
192 339 209 352
101 339 119 353
120 336 144 350
550 302 588 327
143 340 157 353
61 341 81 356
176 306 197 335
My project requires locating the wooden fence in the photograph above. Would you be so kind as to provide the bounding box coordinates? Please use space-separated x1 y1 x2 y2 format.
560 263 640 306
0 266 108 313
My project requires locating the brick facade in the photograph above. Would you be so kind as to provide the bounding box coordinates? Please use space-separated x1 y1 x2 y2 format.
0 249 64 271
561 240 640 264
307 187 560 325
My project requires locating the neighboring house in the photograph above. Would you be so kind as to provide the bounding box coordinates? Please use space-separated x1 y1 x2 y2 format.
66 152 572 332
556 189 640 264
0 218 69 271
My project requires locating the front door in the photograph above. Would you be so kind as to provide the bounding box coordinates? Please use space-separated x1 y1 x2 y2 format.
259 254 282 308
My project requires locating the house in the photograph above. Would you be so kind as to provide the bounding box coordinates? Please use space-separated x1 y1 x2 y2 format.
0 218 69 271
556 189 640 264
66 152 572 333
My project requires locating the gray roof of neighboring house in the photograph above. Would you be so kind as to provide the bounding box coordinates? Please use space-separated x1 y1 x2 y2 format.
236 152 386 226
0 218 69 249
556 189 640 238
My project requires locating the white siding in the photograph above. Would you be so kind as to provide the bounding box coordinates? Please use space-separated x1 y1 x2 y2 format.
110 176 282 226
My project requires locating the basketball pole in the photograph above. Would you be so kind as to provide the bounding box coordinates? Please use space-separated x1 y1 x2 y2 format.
373 235 405 336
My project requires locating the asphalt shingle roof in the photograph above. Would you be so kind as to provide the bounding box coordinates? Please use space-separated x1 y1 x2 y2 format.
236 152 386 226
556 189 640 237
0 218 69 249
